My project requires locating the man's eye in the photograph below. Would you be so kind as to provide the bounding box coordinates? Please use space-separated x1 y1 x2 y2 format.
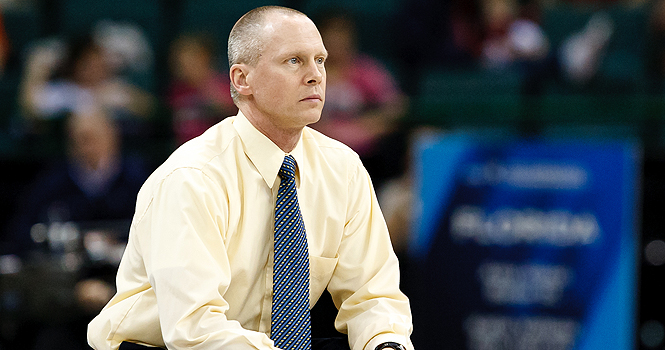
317 57 325 64
289 58 299 64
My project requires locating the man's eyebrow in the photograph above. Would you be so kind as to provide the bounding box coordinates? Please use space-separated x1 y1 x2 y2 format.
277 49 327 59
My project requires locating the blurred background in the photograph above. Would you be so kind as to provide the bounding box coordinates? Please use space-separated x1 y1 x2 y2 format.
0 0 663 349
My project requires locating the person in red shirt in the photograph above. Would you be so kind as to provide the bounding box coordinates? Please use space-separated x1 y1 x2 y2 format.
166 33 237 145
311 9 408 188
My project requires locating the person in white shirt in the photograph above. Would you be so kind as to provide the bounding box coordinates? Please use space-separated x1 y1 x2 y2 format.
87 6 413 350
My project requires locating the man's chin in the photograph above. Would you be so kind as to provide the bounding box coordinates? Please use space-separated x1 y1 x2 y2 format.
306 115 322 126
301 110 322 126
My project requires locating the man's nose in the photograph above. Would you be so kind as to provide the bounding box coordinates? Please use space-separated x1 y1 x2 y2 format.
305 61 323 85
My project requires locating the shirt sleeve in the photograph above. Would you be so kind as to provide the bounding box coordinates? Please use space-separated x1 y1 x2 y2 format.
139 168 278 350
327 161 414 350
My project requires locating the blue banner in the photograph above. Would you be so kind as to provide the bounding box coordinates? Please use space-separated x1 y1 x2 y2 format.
409 133 640 350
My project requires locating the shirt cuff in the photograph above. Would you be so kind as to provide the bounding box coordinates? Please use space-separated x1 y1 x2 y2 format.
364 334 413 350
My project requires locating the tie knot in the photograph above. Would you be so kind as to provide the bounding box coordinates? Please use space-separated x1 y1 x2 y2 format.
279 155 297 180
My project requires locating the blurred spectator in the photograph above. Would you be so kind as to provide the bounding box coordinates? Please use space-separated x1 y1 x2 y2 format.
480 0 550 70
18 33 154 129
167 33 236 145
3 108 148 349
312 9 409 187
6 108 148 256
478 0 616 95
557 10 614 85
396 0 615 95
0 7 9 75
92 20 155 87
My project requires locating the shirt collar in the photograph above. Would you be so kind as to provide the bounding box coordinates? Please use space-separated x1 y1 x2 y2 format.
233 111 304 189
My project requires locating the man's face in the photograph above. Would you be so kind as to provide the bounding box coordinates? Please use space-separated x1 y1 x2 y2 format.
246 14 327 131
68 112 118 171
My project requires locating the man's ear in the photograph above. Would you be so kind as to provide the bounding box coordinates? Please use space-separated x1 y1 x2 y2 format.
230 64 251 97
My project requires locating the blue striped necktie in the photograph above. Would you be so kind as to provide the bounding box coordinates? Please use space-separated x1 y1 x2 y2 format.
272 155 311 350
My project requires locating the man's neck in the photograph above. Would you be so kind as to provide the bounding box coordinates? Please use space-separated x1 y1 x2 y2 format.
239 106 302 153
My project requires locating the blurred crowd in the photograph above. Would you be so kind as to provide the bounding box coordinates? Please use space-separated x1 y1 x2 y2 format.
0 0 663 349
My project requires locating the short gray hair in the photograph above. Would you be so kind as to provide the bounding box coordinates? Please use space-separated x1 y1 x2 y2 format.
227 6 308 104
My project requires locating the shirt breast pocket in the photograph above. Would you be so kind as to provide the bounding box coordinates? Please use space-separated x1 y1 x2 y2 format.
309 255 338 308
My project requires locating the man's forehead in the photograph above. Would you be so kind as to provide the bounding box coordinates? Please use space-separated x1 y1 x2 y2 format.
261 12 318 37
259 14 324 52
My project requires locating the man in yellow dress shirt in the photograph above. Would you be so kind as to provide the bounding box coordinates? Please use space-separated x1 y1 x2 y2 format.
87 6 413 350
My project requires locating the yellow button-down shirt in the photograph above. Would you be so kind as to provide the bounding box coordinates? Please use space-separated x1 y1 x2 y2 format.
87 112 413 350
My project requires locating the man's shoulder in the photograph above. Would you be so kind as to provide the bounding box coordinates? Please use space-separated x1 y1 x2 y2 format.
148 118 240 180
303 126 360 160
301 127 366 181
